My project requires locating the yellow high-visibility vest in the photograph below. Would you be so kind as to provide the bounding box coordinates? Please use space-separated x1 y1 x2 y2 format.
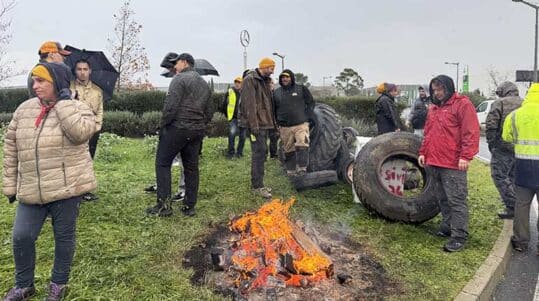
227 88 237 121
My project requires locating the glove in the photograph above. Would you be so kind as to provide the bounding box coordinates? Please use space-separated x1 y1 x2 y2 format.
7 195 16 203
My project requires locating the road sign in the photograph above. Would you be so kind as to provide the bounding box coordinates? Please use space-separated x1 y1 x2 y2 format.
516 70 538 82
240 30 250 48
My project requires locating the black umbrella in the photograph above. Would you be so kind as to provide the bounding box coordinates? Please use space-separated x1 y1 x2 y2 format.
64 45 119 102
160 58 219 78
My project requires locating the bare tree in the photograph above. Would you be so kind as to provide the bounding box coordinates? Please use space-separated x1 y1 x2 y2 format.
486 66 510 96
0 0 23 84
107 0 150 91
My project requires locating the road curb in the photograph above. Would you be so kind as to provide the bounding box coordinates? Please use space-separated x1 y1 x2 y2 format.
454 220 513 301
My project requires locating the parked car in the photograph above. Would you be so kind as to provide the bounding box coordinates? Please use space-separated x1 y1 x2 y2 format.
476 100 495 130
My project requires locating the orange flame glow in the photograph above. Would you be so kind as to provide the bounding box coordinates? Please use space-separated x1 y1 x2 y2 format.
229 199 333 291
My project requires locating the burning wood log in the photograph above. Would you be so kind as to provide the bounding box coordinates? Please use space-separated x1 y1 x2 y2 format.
227 199 333 291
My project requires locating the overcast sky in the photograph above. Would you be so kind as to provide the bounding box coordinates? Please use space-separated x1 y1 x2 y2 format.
2 0 536 94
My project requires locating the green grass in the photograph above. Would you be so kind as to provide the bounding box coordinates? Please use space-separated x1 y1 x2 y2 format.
0 133 502 300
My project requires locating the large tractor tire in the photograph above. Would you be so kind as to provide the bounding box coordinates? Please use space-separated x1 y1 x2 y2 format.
308 104 345 172
352 132 443 223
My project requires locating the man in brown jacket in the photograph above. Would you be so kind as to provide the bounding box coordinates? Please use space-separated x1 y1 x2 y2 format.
240 57 276 198
3 62 96 301
71 59 104 202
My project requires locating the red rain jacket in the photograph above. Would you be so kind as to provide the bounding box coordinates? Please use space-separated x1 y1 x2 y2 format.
419 93 480 170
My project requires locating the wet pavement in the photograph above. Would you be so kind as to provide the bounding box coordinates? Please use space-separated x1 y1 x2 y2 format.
478 137 539 301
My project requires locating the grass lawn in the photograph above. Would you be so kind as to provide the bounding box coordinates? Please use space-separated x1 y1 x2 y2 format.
0 133 503 300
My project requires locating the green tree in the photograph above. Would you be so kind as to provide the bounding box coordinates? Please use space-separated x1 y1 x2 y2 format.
334 68 364 96
294 72 311 88
461 89 487 107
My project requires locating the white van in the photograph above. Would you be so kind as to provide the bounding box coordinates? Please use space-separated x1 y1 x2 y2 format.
476 100 495 130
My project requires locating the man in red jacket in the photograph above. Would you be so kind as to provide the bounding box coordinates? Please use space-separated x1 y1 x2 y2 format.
418 75 480 252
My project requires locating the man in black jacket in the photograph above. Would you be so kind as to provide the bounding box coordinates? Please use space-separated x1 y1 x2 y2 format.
375 83 401 135
146 53 212 217
486 81 523 219
406 86 430 136
274 69 315 176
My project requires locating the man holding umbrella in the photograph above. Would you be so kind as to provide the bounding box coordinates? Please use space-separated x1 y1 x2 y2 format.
146 53 212 217
70 60 104 202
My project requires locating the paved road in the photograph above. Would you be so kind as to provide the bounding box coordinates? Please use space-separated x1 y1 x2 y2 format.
478 137 539 301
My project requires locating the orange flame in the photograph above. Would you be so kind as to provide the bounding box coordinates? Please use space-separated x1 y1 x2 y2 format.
229 199 332 291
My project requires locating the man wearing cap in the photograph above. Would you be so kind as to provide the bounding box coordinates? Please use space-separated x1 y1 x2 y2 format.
273 69 315 176
375 83 402 135
222 76 246 158
146 53 212 217
240 58 277 199
3 62 96 301
27 41 72 98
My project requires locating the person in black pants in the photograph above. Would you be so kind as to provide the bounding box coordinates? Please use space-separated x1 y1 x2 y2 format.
146 53 212 217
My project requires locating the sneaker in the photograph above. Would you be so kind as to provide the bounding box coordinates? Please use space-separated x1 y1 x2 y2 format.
443 239 465 252
2 286 35 301
253 187 272 199
143 184 157 193
226 153 234 160
81 192 99 202
497 210 514 219
180 205 196 217
44 282 66 301
172 191 185 202
235 153 243 158
145 200 173 217
296 169 307 177
286 170 297 177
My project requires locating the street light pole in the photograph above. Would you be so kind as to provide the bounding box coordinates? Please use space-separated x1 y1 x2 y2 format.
322 76 332 87
445 62 460 92
272 52 285 71
512 0 539 82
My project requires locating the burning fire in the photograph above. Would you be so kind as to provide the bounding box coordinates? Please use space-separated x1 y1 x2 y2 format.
229 198 333 291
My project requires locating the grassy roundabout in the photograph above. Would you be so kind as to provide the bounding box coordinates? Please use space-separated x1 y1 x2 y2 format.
0 133 502 300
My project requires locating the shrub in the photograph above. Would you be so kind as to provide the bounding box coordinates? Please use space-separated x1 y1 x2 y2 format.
341 117 378 137
206 112 229 137
102 111 142 137
0 88 28 112
105 90 166 115
0 112 13 125
317 96 406 121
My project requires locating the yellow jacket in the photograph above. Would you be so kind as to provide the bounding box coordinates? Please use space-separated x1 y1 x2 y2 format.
502 83 539 189
71 80 104 131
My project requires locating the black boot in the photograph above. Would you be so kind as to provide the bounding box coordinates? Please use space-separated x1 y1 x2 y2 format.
146 198 173 217
497 208 514 219
296 147 309 176
284 151 297 176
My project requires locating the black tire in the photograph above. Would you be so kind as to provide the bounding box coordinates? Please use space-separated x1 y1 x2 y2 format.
308 104 344 172
338 155 355 185
292 170 339 191
352 132 443 223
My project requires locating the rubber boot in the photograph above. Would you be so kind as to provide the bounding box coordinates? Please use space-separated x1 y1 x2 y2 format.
284 152 297 176
296 147 309 176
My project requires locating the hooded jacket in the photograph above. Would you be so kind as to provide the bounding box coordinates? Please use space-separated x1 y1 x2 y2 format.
419 75 480 169
375 91 401 135
161 66 213 130
485 81 522 153
502 83 539 189
239 69 276 130
4 62 97 204
273 69 315 127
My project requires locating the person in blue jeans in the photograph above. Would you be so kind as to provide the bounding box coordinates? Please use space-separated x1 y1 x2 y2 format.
222 77 246 158
2 62 97 301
